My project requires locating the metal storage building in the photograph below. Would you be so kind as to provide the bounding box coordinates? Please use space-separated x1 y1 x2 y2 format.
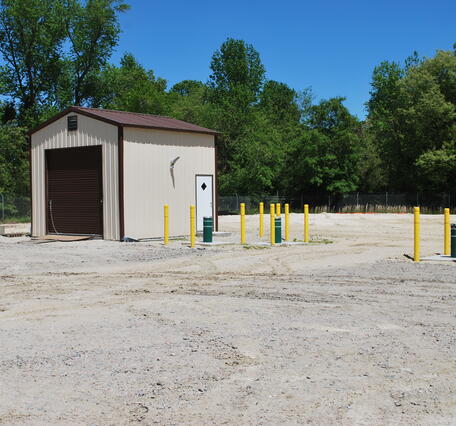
29 106 218 240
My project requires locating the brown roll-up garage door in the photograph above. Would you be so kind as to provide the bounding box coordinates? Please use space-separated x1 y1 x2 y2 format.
46 146 103 236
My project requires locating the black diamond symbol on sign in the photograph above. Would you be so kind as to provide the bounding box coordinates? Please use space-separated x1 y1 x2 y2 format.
201 183 207 191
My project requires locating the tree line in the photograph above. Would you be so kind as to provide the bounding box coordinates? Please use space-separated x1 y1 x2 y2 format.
0 0 455 203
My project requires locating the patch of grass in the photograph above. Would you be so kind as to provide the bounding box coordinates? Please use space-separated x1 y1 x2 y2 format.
310 238 333 244
0 216 30 224
290 238 333 244
243 245 269 250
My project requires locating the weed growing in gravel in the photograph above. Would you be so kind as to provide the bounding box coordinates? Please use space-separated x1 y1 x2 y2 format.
311 238 333 244
292 238 333 244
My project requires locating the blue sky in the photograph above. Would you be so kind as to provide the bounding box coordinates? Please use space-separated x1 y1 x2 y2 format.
112 0 455 118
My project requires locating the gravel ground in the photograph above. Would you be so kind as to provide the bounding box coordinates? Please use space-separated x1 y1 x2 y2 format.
1 214 456 425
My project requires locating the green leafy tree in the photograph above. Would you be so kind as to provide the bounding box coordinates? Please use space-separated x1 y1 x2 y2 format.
208 38 265 110
0 100 16 123
207 38 266 186
367 48 456 191
415 144 456 191
63 0 129 106
219 112 285 195
0 0 67 123
208 39 265 138
169 80 217 129
366 60 405 189
357 122 386 191
0 124 28 196
411 49 456 191
0 0 128 125
93 53 169 115
171 80 205 97
419 50 456 105
400 62 455 160
285 98 362 194
258 80 302 126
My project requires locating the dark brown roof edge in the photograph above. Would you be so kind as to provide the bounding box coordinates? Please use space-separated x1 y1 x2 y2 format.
28 106 220 136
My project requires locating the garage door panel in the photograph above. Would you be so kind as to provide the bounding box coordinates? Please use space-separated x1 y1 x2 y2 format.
46 146 103 236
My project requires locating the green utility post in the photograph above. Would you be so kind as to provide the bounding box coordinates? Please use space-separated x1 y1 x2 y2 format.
203 217 213 243
451 224 456 258
275 217 282 244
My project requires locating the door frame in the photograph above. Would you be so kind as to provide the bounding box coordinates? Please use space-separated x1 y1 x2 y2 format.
45 145 104 237
195 174 214 230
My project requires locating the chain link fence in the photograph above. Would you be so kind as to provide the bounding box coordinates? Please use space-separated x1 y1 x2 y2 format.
218 193 456 214
1 192 454 224
0 194 31 224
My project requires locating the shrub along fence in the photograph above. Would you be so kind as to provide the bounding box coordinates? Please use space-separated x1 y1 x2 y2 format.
0 194 31 224
218 193 456 215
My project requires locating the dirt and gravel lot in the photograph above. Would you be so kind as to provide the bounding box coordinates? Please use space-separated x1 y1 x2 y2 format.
1 213 456 425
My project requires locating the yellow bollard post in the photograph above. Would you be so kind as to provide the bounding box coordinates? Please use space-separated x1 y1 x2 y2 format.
276 203 281 217
240 203 246 244
444 208 450 256
414 207 420 262
284 203 289 241
304 204 309 243
190 205 196 248
270 204 275 245
259 202 264 237
164 204 169 245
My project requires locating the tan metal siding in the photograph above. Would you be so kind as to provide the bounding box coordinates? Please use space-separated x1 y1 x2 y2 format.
31 113 120 240
123 128 216 239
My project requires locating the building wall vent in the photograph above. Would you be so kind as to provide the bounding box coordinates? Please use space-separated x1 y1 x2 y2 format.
68 115 78 131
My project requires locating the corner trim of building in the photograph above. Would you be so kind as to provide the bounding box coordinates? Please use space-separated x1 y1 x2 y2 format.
28 135 33 237
118 126 125 240
214 135 219 232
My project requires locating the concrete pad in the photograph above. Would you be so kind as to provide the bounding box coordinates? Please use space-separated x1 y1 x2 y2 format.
196 231 232 237
196 241 235 246
180 241 235 247
0 222 30 236
281 241 309 245
246 241 308 246
33 235 93 242
421 254 456 262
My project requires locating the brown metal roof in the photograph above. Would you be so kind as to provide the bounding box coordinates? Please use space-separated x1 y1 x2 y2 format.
29 106 219 135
